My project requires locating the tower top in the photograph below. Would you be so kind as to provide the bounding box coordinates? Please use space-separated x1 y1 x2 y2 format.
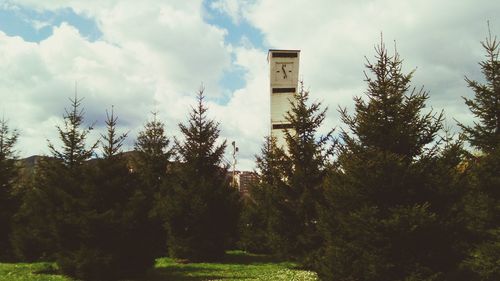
267 49 301 62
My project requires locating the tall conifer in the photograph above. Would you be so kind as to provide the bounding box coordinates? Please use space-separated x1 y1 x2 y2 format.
0 118 19 261
263 84 334 261
67 107 157 280
317 41 465 281
242 84 334 263
461 28 500 281
133 111 172 256
239 136 285 254
12 94 97 265
163 87 239 261
459 26 500 153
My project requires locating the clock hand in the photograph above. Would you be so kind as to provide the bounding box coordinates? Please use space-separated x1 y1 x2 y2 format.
282 64 287 79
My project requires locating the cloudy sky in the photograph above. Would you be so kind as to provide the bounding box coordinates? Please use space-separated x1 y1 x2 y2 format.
0 0 498 170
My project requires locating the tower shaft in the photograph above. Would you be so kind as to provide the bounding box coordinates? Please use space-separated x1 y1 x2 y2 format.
268 49 300 150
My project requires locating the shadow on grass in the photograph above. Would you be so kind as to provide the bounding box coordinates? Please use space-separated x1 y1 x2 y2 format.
139 251 280 281
145 266 245 281
4 251 289 281
32 263 59 275
217 250 281 265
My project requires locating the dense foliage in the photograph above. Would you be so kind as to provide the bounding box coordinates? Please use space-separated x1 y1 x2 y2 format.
316 41 474 281
238 136 284 254
63 107 159 280
0 118 19 261
12 95 98 263
161 88 240 261
11 100 162 280
240 85 334 266
460 29 500 281
132 111 173 257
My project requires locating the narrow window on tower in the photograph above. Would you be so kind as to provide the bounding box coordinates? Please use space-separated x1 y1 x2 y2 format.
272 88 296 93
272 123 293 130
272 52 298 58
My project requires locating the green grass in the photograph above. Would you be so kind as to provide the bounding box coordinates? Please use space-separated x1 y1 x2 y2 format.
0 262 70 281
0 251 318 281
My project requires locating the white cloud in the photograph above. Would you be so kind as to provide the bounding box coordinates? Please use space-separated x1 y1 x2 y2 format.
1 0 233 162
0 1 20 11
29 19 52 30
211 46 269 164
2 0 499 171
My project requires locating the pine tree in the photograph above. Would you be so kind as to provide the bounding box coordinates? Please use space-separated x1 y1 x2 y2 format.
0 118 19 261
50 95 98 275
462 149 500 281
461 28 500 281
242 84 334 262
48 95 98 168
239 136 285 254
280 83 334 262
246 83 334 262
12 94 97 264
133 111 172 256
163 87 239 261
61 107 158 280
134 111 171 191
317 41 467 281
101 106 128 159
11 156 61 261
459 26 500 153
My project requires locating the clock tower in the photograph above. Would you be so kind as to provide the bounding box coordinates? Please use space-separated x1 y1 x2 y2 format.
268 49 300 149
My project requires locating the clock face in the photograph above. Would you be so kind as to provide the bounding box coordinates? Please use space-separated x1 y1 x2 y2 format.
275 62 293 81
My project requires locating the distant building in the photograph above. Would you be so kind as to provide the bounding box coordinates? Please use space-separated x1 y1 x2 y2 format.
232 170 258 196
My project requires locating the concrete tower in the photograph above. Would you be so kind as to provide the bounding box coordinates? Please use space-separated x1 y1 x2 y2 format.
268 49 300 149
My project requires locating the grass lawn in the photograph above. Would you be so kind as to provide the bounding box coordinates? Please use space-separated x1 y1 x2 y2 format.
0 262 70 281
0 251 319 281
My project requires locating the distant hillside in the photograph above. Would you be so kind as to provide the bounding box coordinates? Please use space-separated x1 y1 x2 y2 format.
17 155 48 173
16 151 140 174
15 152 256 193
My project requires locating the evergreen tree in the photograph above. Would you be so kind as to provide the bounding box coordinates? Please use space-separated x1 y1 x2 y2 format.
241 84 334 263
59 107 158 280
459 26 500 153
462 149 500 281
134 111 171 192
238 136 285 254
162 87 239 261
0 118 19 261
47 95 97 168
12 94 97 263
281 83 334 261
460 28 500 281
10 155 62 261
50 95 98 273
101 106 128 158
258 85 333 265
133 111 172 256
317 41 467 281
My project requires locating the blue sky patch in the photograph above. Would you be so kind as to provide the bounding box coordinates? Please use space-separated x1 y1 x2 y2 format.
202 0 266 98
202 0 266 50
0 4 101 42
0 1 265 104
